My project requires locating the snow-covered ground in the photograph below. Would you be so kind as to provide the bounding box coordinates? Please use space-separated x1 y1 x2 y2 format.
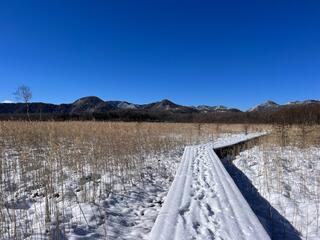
230 145 320 239
0 149 182 240
150 144 269 240
0 133 265 240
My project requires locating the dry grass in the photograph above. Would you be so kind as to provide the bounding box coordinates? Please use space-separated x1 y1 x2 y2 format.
260 124 320 148
2 121 314 238
0 121 267 238
245 124 320 238
0 121 280 203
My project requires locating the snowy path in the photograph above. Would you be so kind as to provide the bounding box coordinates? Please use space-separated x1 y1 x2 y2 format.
150 139 270 240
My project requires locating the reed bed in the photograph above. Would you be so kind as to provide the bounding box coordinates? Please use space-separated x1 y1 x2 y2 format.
0 121 265 239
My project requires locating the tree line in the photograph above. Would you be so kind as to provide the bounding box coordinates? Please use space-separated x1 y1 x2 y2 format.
1 103 319 125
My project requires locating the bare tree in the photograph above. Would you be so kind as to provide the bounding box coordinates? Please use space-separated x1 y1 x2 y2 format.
14 85 32 120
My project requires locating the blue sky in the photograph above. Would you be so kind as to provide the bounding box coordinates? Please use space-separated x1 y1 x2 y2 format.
0 0 319 110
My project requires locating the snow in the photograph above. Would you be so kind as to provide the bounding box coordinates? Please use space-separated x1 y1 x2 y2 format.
108 101 139 110
285 100 320 105
1 100 15 104
0 148 182 240
230 145 320 239
213 132 265 149
150 143 270 240
0 132 277 240
248 100 279 112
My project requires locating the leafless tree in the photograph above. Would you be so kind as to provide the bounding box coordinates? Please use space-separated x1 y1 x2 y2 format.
14 85 32 120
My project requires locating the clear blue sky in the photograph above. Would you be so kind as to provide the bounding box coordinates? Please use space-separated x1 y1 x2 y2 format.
0 0 319 110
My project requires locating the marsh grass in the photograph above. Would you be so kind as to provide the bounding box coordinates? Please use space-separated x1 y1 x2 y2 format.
4 121 308 238
251 124 320 238
0 121 266 238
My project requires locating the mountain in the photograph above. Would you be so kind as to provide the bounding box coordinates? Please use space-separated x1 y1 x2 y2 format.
70 96 111 114
1 100 14 104
107 101 140 110
195 105 241 113
248 100 280 112
285 100 320 106
144 99 197 113
248 99 320 112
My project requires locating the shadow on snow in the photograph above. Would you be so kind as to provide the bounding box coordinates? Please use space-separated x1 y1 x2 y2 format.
221 155 301 240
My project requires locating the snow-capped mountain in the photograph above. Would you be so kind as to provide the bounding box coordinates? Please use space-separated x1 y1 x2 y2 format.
285 100 320 106
144 99 196 113
107 101 140 110
195 105 241 113
248 100 280 112
248 99 320 112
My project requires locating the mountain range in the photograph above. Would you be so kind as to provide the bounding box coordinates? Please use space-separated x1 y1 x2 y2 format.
0 96 319 115
0 96 319 124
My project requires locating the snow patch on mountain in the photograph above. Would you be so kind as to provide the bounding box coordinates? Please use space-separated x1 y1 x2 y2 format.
248 100 279 112
1 100 15 104
107 101 139 110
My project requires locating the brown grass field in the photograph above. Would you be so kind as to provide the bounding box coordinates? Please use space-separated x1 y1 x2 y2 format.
0 121 319 238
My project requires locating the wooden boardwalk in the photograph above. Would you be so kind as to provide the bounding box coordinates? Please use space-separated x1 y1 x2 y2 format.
150 135 269 240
